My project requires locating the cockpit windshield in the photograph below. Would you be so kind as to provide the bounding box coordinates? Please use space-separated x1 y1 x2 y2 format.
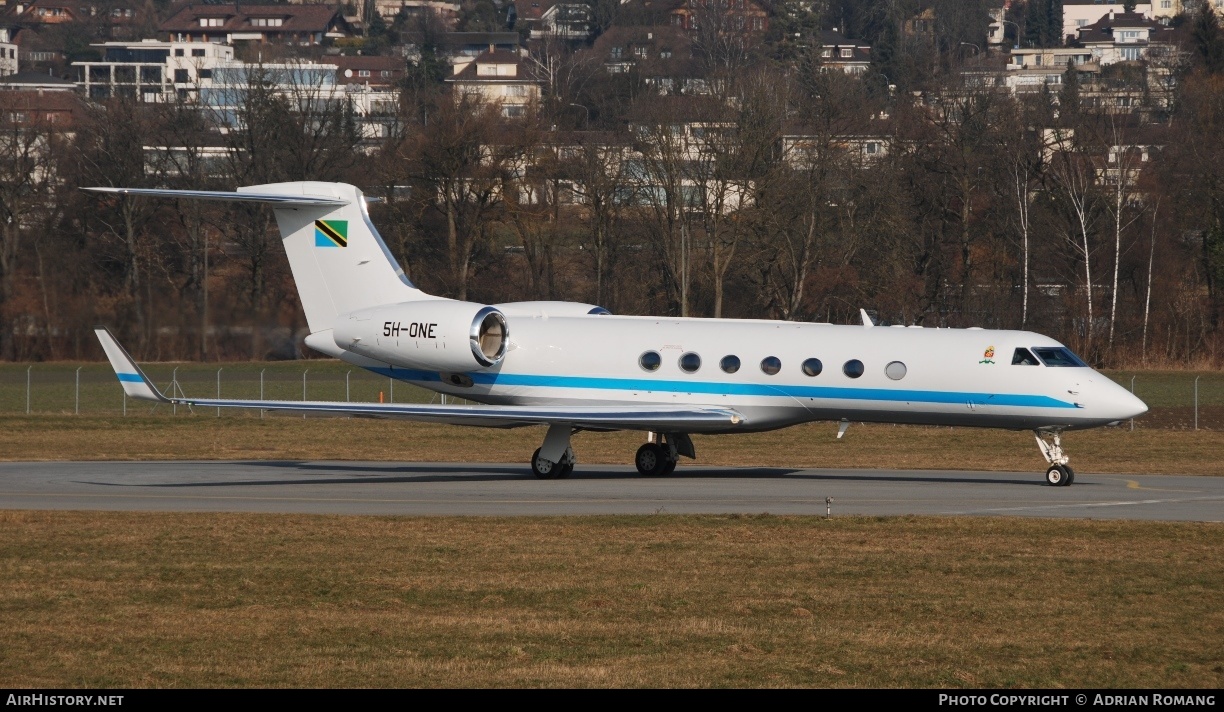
1032 347 1088 367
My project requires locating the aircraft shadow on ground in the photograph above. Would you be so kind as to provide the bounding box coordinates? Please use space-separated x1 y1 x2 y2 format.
72 461 1052 488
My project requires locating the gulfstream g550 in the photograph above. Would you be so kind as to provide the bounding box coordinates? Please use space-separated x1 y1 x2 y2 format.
87 182 1148 486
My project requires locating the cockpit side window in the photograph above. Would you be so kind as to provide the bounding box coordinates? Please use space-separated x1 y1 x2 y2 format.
1012 348 1040 366
1032 347 1088 367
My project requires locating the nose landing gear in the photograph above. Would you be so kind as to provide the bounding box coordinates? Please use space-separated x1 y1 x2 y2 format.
1035 430 1074 486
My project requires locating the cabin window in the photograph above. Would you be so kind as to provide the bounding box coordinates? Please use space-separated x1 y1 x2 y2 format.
1032 347 1088 367
639 351 661 372
679 352 701 373
720 355 740 373
885 361 907 380
760 356 781 376
1012 348 1039 365
802 358 823 377
843 359 865 378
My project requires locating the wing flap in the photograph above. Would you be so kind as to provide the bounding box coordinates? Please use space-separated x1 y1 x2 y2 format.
165 398 746 430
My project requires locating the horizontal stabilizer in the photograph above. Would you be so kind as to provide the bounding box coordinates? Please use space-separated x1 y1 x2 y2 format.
94 327 170 403
82 187 348 208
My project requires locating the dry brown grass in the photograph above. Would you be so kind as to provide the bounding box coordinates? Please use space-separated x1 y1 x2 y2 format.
0 511 1220 688
2 415 1222 476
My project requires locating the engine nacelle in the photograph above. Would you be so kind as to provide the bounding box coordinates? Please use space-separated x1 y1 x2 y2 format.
333 300 508 371
495 301 610 317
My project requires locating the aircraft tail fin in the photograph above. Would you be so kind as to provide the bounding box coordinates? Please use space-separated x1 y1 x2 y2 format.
83 183 429 334
94 326 170 403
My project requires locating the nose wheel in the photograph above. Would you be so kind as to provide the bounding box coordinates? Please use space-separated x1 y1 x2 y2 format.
1045 464 1074 487
1035 430 1074 486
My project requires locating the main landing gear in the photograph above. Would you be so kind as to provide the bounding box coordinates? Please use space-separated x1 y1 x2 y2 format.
1034 429 1075 487
634 433 693 476
531 446 574 479
527 426 695 479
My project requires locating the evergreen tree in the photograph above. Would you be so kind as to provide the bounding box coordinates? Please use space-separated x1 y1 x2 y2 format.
1193 1 1224 73
1047 0 1063 46
1058 63 1080 121
1023 0 1046 47
869 13 900 93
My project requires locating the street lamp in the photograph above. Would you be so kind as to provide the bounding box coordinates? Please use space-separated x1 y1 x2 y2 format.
959 41 981 56
1001 19 1020 49
877 72 896 95
568 102 591 126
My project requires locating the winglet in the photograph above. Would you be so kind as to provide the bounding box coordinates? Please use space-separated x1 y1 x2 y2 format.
860 308 875 328
94 327 171 403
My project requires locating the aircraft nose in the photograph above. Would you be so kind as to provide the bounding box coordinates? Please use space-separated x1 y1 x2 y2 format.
1103 381 1148 421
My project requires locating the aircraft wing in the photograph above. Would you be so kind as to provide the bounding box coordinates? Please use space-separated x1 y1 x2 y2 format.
95 328 746 431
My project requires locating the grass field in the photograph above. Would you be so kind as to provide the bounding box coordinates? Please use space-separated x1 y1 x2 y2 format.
1 511 1220 688
2 416 1224 476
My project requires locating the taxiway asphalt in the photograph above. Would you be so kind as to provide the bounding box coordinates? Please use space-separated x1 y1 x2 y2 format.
0 461 1220 521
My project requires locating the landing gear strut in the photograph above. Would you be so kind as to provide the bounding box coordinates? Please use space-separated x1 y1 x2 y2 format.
1034 430 1075 487
530 423 576 480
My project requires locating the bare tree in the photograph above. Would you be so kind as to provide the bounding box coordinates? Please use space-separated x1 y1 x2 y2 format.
628 97 701 315
400 94 514 300
0 97 66 359
688 67 783 317
525 33 601 127
1099 117 1144 349
147 96 223 360
1045 124 1104 353
564 133 634 309
75 97 162 353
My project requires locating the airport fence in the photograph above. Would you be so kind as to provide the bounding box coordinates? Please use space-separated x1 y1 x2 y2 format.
0 362 1220 429
0 361 451 418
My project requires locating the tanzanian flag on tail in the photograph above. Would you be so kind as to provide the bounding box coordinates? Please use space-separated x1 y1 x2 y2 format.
315 219 348 247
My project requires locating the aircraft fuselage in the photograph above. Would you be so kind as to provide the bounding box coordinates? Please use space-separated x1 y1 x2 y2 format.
335 314 1145 433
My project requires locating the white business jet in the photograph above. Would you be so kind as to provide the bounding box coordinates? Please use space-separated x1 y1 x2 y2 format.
87 182 1147 486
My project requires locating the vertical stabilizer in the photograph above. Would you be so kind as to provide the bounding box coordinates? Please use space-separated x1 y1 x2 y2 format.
241 182 429 333
82 182 431 335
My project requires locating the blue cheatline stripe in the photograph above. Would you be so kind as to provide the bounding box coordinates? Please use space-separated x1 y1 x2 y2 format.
365 367 1077 409
116 373 143 383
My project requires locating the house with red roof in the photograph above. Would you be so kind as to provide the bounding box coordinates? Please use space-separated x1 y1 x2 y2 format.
159 4 353 45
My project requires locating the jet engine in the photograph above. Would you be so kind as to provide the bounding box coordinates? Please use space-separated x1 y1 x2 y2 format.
333 300 508 372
